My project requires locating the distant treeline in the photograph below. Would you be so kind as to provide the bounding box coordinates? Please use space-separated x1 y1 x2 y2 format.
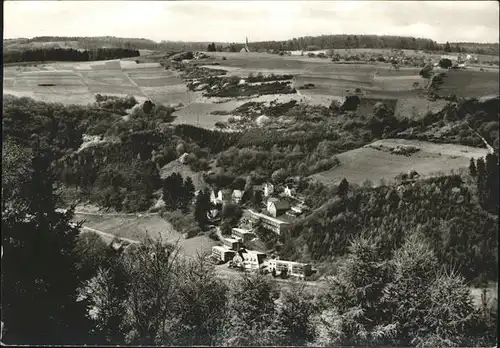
228 35 498 55
3 47 140 63
5 36 159 50
4 35 498 55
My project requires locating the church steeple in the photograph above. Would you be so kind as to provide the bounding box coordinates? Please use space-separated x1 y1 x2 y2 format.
245 37 250 52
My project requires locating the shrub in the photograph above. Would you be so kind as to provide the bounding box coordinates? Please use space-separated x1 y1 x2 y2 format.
439 58 453 69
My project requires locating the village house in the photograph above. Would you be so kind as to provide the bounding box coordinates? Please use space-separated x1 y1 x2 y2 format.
231 227 256 244
222 237 241 251
244 209 290 235
232 249 267 270
267 199 291 218
210 188 234 205
264 183 274 197
211 246 235 263
268 258 312 278
232 189 243 204
283 185 296 197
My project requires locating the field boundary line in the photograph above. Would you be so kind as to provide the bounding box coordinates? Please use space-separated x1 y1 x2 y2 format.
121 64 151 100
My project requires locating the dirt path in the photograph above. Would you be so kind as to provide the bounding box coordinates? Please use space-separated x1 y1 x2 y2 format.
80 226 140 244
74 210 160 217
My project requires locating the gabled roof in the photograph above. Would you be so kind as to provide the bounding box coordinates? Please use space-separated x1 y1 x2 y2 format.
232 189 243 198
270 199 290 211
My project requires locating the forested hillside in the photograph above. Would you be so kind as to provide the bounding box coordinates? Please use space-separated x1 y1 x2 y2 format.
3 48 140 63
281 171 498 285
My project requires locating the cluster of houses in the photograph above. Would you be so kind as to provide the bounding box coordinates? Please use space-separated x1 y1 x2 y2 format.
211 226 313 279
209 182 310 220
208 181 314 279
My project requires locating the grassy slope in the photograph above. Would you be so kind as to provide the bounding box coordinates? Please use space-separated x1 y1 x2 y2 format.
310 139 490 186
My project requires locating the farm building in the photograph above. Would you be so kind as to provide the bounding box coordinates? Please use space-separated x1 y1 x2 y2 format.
222 237 241 251
232 249 266 270
268 259 312 278
267 199 291 218
231 227 256 243
244 209 290 235
232 190 243 204
211 246 235 263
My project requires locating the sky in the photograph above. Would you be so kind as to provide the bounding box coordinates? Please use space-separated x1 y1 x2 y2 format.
4 1 499 43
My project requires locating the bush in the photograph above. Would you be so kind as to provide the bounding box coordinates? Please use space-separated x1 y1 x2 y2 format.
439 58 453 69
185 226 201 238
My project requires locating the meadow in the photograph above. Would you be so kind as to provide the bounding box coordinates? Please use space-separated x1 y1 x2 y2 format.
310 138 490 187
3 58 190 106
74 212 217 258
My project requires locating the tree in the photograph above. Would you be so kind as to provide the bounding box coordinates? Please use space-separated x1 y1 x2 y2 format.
120 238 180 345
271 168 288 184
337 178 349 198
217 273 282 346
276 283 318 345
194 188 211 229
162 173 184 211
172 255 228 345
253 189 263 208
381 234 439 345
220 219 232 236
181 176 195 212
469 158 477 177
2 144 92 345
221 203 243 226
416 270 477 347
80 261 130 345
143 100 155 114
207 43 216 52
476 157 486 207
483 153 498 213
313 237 394 346
444 41 451 52
439 58 453 69
419 64 433 79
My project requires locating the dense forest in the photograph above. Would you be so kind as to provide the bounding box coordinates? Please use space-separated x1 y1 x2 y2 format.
2 95 238 212
3 47 140 63
281 171 498 285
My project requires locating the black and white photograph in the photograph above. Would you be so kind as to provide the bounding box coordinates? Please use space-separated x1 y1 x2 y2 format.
2 0 499 346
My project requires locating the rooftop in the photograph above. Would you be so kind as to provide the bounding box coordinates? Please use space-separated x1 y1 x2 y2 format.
246 209 289 225
232 227 253 234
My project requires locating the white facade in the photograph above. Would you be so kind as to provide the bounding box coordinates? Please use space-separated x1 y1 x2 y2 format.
284 185 296 197
233 250 266 270
264 183 274 197
232 190 243 203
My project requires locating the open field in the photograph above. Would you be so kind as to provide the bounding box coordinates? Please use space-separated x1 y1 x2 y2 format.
3 59 187 106
4 51 498 128
311 139 490 187
437 69 499 97
74 212 217 257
